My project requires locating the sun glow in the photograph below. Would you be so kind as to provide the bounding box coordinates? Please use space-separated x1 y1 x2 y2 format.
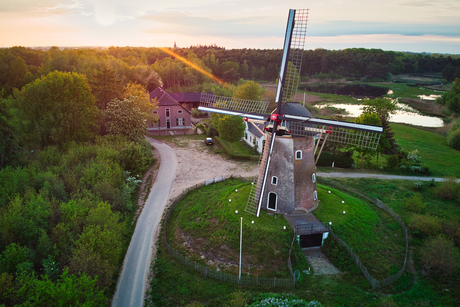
158 47 228 87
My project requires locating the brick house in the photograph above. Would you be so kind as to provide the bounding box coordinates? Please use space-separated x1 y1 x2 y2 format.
243 122 266 154
148 87 192 134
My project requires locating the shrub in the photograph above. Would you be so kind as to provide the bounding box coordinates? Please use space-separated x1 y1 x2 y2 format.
447 128 460 150
421 235 460 276
434 178 459 200
404 194 426 212
409 214 441 236
316 151 354 168
194 123 206 134
386 155 399 169
119 141 154 176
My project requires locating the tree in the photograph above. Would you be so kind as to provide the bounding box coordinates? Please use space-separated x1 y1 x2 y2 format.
90 65 124 111
421 235 460 276
362 98 398 155
353 112 381 167
217 115 245 151
233 80 263 101
0 98 20 168
104 97 148 141
13 71 99 148
122 82 158 122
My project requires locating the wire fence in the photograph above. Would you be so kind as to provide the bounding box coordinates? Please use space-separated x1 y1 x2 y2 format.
163 175 295 288
318 177 409 290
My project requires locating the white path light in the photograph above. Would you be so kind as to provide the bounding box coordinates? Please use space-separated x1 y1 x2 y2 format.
235 189 238 192
235 210 238 214
328 191 331 194
251 220 254 224
329 222 332 225
283 226 286 230
229 199 231 202
343 211 346 214
342 201 345 204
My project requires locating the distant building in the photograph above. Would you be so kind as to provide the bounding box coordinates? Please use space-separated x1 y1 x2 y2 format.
148 87 192 135
168 92 213 111
243 121 266 154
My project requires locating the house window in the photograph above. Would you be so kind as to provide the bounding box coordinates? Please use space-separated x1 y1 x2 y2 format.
152 110 158 114
178 110 183 114
165 108 170 117
176 118 184 126
253 137 256 145
295 150 302 160
312 173 316 183
267 192 277 211
152 119 159 127
166 118 171 129
313 190 317 200
271 176 278 185
245 133 248 140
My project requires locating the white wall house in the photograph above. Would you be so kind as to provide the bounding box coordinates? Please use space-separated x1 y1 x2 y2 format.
242 122 266 154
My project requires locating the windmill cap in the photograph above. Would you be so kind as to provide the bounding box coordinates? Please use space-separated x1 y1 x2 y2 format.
276 102 312 117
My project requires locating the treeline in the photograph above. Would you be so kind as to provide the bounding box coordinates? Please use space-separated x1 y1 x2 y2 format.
2 46 460 97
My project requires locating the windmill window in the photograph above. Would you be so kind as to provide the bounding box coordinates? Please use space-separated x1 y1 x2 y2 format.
312 173 316 183
271 176 278 185
313 190 317 200
295 150 302 160
267 192 277 211
165 108 170 117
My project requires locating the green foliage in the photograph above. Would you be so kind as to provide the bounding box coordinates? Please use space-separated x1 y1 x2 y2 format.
404 194 426 212
321 237 361 275
409 214 441 236
89 65 124 111
386 155 399 168
13 268 107 306
421 235 460 276
447 127 460 150
0 243 30 275
104 97 148 142
119 140 154 176
233 80 263 101
434 178 460 200
315 151 354 168
248 293 324 307
216 115 246 150
0 98 21 168
13 71 99 148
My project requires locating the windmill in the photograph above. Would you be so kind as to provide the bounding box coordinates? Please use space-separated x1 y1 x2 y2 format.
198 9 382 217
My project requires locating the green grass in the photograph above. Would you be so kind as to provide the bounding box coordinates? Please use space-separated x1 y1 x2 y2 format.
391 123 460 177
148 178 460 306
166 179 295 277
315 184 406 280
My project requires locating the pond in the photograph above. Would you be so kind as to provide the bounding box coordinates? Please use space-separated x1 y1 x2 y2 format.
317 103 444 127
299 83 389 98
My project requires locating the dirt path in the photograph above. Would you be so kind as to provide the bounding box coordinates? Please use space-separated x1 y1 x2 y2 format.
303 248 340 275
164 137 260 200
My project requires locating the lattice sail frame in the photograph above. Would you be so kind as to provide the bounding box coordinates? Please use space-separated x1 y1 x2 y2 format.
281 9 308 103
200 93 270 114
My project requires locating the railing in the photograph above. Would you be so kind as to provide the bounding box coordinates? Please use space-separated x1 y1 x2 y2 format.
163 176 295 288
295 223 328 235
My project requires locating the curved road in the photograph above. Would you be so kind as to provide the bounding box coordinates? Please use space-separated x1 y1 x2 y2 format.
112 139 177 307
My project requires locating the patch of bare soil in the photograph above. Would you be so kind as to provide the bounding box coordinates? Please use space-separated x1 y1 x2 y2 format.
165 137 260 200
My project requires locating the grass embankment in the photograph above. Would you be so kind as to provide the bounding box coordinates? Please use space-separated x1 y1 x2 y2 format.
391 123 460 177
148 178 433 307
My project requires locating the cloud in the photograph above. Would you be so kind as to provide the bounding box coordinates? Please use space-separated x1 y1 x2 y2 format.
310 20 460 37
141 11 283 38
0 0 91 16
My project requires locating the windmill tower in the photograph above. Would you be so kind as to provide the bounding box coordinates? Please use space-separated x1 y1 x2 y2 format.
199 9 382 217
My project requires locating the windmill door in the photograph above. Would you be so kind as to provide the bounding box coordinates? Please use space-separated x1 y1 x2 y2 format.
267 192 277 211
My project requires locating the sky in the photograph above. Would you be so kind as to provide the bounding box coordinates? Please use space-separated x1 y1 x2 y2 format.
1 0 460 54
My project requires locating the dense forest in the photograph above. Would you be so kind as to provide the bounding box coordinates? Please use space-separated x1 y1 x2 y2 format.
0 45 459 305
1 46 460 98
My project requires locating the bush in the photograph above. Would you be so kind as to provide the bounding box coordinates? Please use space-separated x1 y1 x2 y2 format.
421 235 460 276
194 123 206 134
316 151 354 168
447 128 460 150
386 155 399 169
119 141 154 176
404 194 426 212
434 178 459 200
409 214 441 236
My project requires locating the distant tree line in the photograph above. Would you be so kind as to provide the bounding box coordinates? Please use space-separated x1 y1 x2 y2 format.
2 46 460 97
